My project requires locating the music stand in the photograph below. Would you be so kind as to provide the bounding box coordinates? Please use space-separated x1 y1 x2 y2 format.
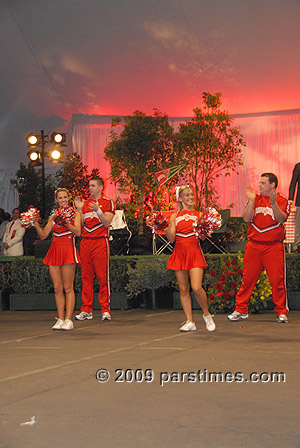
109 210 132 255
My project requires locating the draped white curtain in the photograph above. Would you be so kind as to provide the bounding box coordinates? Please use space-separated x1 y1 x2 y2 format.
72 121 123 200
72 111 300 216
0 170 19 213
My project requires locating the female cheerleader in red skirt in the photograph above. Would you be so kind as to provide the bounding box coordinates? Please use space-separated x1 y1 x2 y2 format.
34 188 81 331
166 185 215 332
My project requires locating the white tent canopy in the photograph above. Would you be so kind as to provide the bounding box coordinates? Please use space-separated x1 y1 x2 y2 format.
72 109 300 216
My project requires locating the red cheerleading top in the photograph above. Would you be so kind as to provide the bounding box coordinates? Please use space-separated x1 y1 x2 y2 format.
174 210 200 244
166 210 207 271
43 220 80 266
81 196 115 239
247 193 290 242
52 222 74 241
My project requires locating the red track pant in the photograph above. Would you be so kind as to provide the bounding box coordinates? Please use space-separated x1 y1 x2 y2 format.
235 240 288 316
80 237 111 313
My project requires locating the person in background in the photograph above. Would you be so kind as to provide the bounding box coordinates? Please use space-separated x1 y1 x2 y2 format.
34 188 81 331
75 177 115 322
165 185 216 333
3 209 25 256
288 162 300 251
0 212 11 255
228 173 290 323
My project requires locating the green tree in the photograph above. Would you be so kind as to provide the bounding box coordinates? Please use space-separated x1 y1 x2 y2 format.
10 163 56 217
55 152 100 199
105 110 177 234
175 92 245 209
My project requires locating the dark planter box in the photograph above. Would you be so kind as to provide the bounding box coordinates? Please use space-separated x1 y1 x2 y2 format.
10 293 58 310
287 291 300 310
110 292 131 310
10 292 130 311
173 291 201 310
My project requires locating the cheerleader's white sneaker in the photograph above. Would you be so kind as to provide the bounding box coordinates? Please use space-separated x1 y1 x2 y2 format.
52 318 64 330
203 314 216 332
61 319 74 330
180 321 196 332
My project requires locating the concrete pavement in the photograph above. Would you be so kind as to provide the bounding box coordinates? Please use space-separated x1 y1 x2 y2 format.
0 309 299 448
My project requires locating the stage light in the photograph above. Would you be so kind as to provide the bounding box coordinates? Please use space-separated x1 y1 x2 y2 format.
50 148 64 162
27 149 42 166
27 149 40 161
50 132 66 145
26 133 41 147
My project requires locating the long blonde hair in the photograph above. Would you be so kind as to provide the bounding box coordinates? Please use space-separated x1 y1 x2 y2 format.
176 185 192 211
55 187 69 199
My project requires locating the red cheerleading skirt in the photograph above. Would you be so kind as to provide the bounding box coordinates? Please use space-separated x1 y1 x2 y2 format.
166 241 207 271
43 239 80 266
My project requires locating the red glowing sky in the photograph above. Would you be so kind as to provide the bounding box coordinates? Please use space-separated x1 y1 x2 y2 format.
1 0 300 169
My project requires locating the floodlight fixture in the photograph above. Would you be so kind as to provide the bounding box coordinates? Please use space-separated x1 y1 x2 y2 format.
27 149 40 161
26 133 41 147
50 132 66 146
50 148 64 162
27 149 42 166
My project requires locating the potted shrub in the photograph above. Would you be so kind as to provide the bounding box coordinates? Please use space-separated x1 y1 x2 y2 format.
109 257 134 309
227 217 249 252
10 257 54 310
0 261 11 310
125 255 173 309
286 254 300 309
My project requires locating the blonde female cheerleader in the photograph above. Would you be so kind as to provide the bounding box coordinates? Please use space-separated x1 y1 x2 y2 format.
166 185 216 332
33 188 81 330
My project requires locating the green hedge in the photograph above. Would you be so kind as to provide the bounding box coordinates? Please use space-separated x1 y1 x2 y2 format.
7 256 136 294
1 253 300 311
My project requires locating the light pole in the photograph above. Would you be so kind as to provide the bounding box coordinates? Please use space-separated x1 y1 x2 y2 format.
27 130 66 218
41 129 46 219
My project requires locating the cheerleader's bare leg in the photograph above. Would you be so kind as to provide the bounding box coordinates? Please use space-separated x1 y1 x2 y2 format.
49 265 65 321
61 264 76 320
175 270 194 322
189 267 210 316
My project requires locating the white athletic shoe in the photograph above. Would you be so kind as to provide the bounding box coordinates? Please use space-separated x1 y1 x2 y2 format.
203 314 216 332
61 319 74 331
228 310 249 321
52 318 64 330
180 321 196 332
276 314 288 323
75 311 93 321
102 312 111 321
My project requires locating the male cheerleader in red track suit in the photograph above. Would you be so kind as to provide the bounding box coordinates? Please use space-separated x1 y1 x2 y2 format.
228 172 290 323
75 177 115 321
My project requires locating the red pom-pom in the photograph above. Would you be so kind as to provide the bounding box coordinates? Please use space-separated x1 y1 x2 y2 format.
146 212 168 233
54 206 75 226
193 207 222 238
20 206 41 228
